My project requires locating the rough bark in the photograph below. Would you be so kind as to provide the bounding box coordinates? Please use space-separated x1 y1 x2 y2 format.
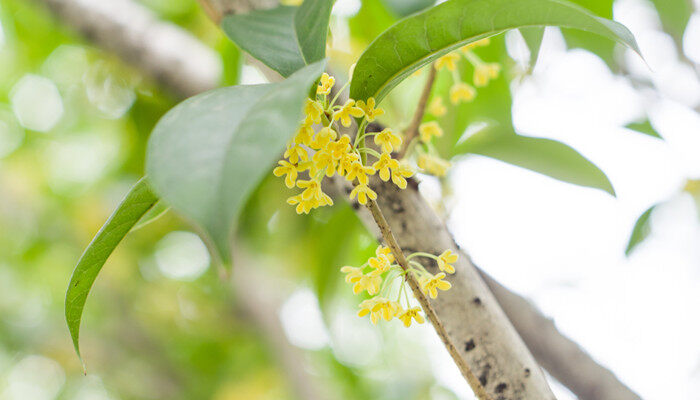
36 0 642 398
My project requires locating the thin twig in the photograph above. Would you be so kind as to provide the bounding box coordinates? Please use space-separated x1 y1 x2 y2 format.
363 198 491 400
398 64 437 159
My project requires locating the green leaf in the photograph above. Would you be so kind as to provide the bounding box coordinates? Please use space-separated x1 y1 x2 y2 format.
561 0 616 68
131 202 170 231
146 61 326 263
625 119 662 139
520 27 545 70
222 1 333 77
295 0 335 64
649 0 692 44
460 126 616 195
350 0 640 103
349 0 397 46
382 0 436 17
65 177 159 367
625 205 656 256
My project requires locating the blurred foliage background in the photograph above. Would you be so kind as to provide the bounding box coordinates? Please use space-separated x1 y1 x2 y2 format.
1 0 699 399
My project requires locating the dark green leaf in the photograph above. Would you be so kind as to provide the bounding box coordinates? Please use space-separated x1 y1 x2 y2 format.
520 27 545 70
625 119 662 139
625 205 656 255
222 1 333 77
146 61 326 263
382 0 436 17
350 0 641 103
65 177 159 367
460 126 616 195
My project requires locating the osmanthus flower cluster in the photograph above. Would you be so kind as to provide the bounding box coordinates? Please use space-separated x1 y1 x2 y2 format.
407 38 501 177
342 246 459 327
272 70 461 327
273 72 414 214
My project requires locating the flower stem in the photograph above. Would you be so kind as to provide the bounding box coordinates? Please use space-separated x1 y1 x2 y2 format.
397 64 436 159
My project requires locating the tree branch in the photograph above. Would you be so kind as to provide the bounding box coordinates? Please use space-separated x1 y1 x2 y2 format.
397 65 436 159
364 196 490 398
37 0 640 397
37 0 222 98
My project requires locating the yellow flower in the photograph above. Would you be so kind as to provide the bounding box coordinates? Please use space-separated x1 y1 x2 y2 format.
434 52 460 71
419 121 443 142
684 179 700 194
473 63 500 87
356 97 384 122
317 73 334 95
371 298 400 322
376 245 394 263
461 37 490 53
372 152 399 182
397 306 424 327
340 265 363 283
281 0 303 5
273 160 298 188
420 272 452 299
350 183 377 205
310 126 337 150
391 161 414 189
294 124 315 146
352 273 381 295
304 98 324 125
357 298 382 324
450 82 476 104
284 145 308 164
417 154 451 177
428 97 447 117
345 161 375 185
287 194 316 214
337 152 359 177
333 99 364 127
368 254 391 275
374 128 402 154
437 250 458 274
328 135 352 160
312 149 338 177
297 179 323 201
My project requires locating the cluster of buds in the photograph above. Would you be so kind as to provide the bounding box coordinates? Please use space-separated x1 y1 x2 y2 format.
407 38 500 177
274 73 414 214
341 246 458 327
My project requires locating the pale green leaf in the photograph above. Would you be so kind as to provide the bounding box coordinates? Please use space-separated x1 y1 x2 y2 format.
520 26 545 70
625 119 662 139
65 177 159 367
625 205 656 256
222 1 333 77
146 61 326 263
350 0 640 103
131 202 170 231
461 126 616 195
649 0 692 43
